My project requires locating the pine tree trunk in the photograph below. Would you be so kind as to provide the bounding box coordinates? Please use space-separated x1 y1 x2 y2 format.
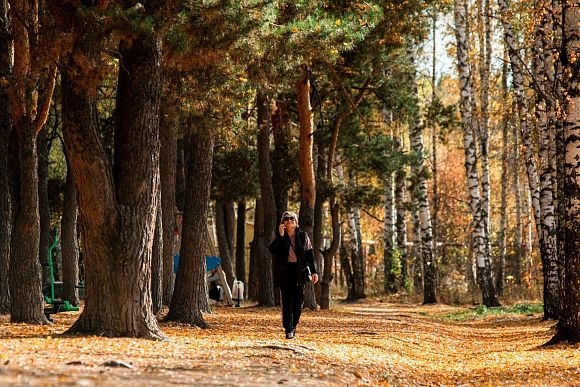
175 146 186 212
296 67 316 237
271 100 291 220
256 92 275 307
340 228 355 301
454 0 499 307
408 48 437 304
63 34 165 338
0 0 12 314
312 142 326 306
7 0 52 324
151 195 163 316
60 158 79 306
248 198 263 301
235 200 247 286
37 128 52 284
551 1 580 344
224 200 235 263
215 200 235 288
320 202 339 309
167 130 214 327
159 96 177 306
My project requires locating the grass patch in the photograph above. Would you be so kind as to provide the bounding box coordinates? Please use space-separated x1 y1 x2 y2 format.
436 303 543 321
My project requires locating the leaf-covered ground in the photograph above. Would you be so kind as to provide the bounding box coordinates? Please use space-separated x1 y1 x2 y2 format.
0 301 578 386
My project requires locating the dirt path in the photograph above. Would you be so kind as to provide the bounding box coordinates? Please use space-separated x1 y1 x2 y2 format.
0 302 578 385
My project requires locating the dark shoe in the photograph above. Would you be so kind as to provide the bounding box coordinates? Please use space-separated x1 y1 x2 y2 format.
285 329 295 339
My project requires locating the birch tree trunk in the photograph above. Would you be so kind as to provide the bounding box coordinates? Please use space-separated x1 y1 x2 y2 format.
497 51 509 297
384 173 397 294
499 0 560 316
408 48 437 304
513 121 524 285
455 0 499 307
533 0 560 320
395 134 409 291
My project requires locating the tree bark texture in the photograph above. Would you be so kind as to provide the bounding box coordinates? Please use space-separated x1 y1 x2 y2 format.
256 92 276 306
224 200 236 263
497 52 509 297
60 158 79 306
455 0 499 307
408 47 437 304
320 202 340 309
7 0 52 324
63 34 165 339
395 148 409 292
37 128 52 284
271 100 291 221
159 97 177 306
384 174 398 294
0 0 12 314
248 198 263 301
215 200 235 288
552 1 580 344
296 67 316 236
151 194 163 316
235 200 247 286
167 130 214 327
499 0 560 314
533 0 560 320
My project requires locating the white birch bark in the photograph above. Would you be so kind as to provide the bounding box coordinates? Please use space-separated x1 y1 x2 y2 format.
408 47 436 304
499 0 560 317
384 172 397 294
454 0 499 306
532 0 560 320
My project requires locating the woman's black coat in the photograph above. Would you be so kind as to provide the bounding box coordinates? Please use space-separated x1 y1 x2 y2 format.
269 229 317 288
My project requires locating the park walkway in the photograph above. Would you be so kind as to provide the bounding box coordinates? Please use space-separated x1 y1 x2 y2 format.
0 301 578 385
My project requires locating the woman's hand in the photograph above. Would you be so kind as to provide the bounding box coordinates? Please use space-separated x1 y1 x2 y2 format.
278 223 285 236
311 273 319 284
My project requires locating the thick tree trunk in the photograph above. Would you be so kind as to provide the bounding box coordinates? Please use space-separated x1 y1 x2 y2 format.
551 1 580 344
63 34 165 339
175 145 186 212
60 158 79 306
215 200 235 288
9 124 48 324
455 0 499 307
256 92 275 306
7 0 53 324
167 130 214 326
340 228 355 301
159 97 177 306
499 0 559 314
235 200 247 286
533 0 560 320
0 0 12 314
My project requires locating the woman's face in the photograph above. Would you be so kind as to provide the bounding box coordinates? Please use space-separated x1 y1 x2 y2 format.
283 215 297 232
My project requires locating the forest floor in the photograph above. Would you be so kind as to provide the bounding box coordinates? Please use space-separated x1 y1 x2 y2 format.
0 300 579 386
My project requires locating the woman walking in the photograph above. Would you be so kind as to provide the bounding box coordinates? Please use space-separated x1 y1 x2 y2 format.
269 211 318 339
